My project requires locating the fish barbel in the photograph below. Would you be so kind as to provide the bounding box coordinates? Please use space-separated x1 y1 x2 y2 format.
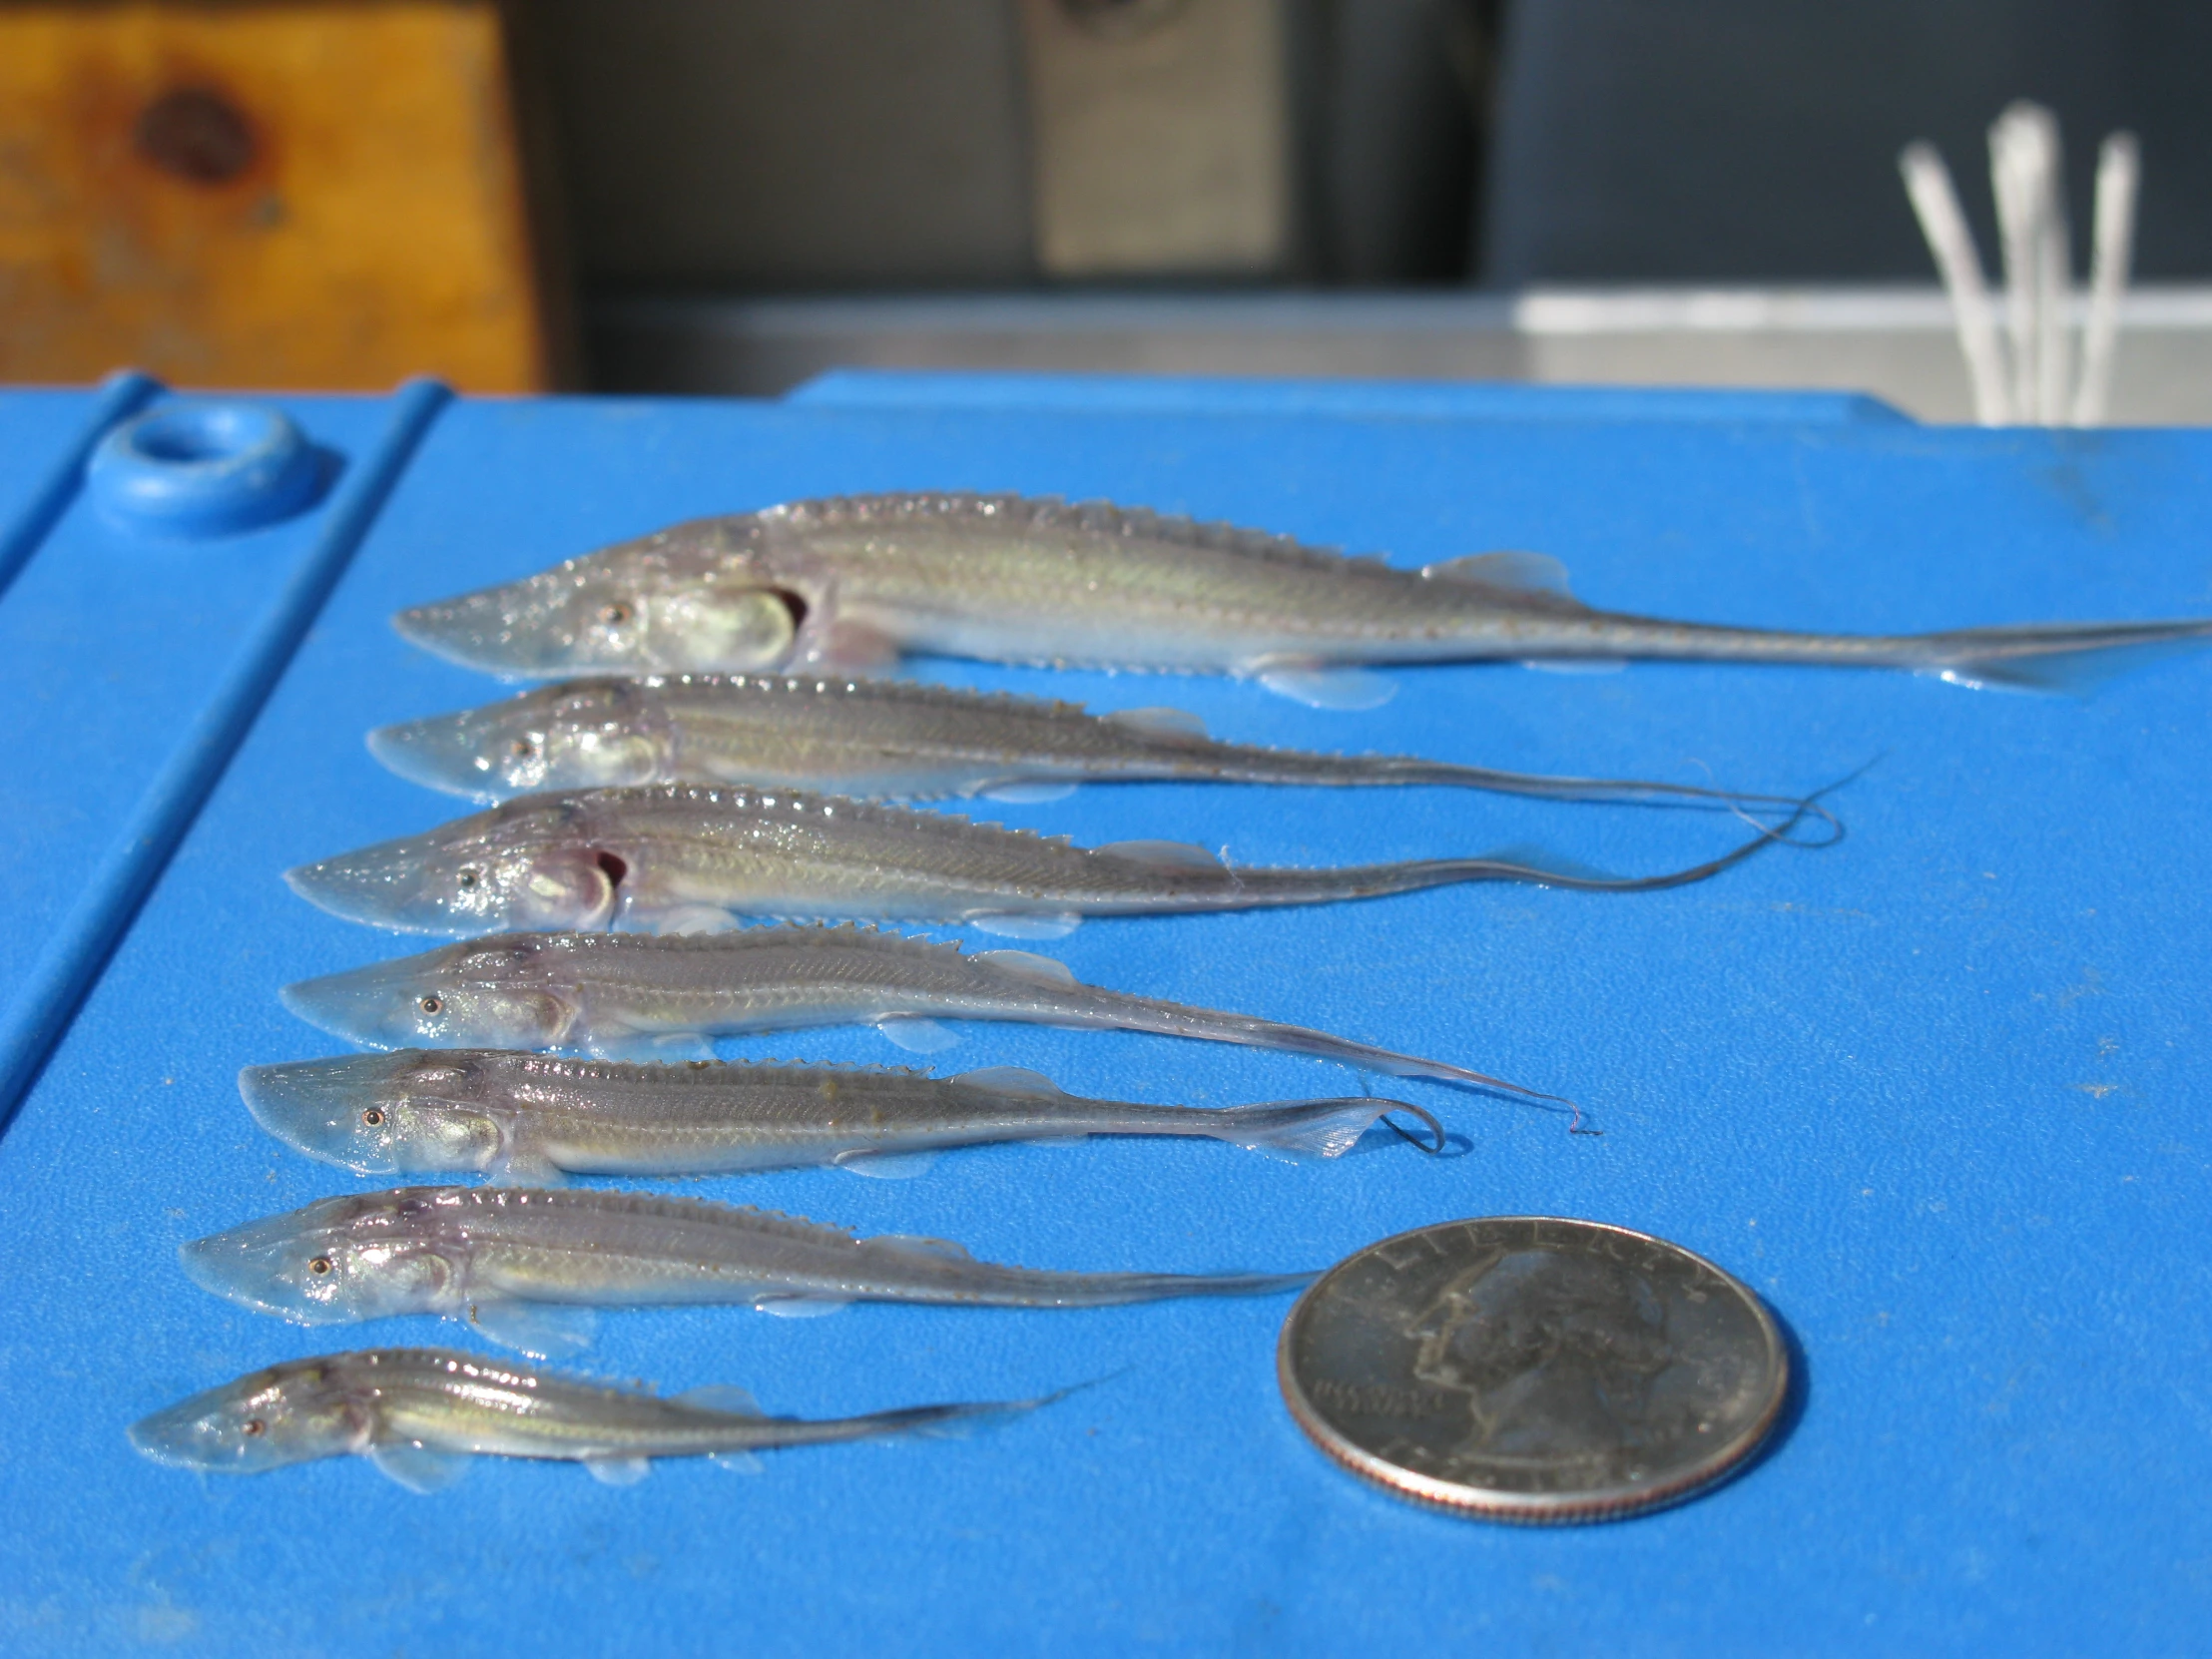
180 1186 1318 1354
390 493 2212 704
283 782 1817 938
367 672 1824 816
129 1347 1063 1489
242 1049 1444 1182
277 924 1545 1097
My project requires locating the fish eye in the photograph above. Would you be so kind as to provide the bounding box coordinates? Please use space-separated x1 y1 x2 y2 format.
243 1418 266 1436
510 739 536 759
457 868 481 892
362 1108 384 1127
419 995 442 1014
308 1257 332 1276
598 601 635 626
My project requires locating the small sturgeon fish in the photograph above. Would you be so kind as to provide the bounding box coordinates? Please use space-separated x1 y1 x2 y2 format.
367 672 1822 816
242 1050 1444 1182
284 782 1812 939
130 1348 1061 1490
391 492 2212 707
181 1187 1318 1355
277 924 1550 1098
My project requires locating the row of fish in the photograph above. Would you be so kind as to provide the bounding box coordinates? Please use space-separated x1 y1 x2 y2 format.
147 487 2200 1486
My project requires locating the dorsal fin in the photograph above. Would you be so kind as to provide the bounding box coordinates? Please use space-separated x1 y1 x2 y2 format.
868 1234 975 1263
949 1065 1066 1099
1096 838 1226 874
1103 705 1209 740
1421 551 1586 607
972 948 1078 988
674 1383 763 1416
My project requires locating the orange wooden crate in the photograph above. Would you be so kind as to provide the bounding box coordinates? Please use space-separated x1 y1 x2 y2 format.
0 0 566 391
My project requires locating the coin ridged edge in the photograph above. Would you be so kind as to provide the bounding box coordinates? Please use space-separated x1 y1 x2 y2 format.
1276 1216 1790 1524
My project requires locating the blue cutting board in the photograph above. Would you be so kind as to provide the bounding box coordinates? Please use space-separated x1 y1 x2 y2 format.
0 372 2204 1657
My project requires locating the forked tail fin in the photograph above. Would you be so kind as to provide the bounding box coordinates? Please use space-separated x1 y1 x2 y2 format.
1206 1097 1444 1160
1913 619 2212 693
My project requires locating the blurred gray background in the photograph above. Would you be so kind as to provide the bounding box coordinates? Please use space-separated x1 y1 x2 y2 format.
524 0 2212 420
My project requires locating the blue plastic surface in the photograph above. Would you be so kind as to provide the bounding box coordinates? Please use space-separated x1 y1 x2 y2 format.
790 365 1915 425
0 379 2207 1656
87 399 327 538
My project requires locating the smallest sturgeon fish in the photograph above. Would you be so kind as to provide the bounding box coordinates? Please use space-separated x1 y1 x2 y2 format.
278 924 1558 1100
369 672 1823 815
284 782 1818 940
130 1348 1064 1490
242 1050 1444 1183
181 1187 1319 1356
390 492 2212 707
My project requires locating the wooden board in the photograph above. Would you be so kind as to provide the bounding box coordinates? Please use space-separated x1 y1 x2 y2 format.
0 1 565 391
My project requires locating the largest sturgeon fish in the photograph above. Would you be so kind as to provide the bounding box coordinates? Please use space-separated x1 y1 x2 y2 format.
391 492 2212 706
284 782 1817 939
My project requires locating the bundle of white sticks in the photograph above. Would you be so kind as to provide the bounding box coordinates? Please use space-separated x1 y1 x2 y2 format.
1900 102 2139 427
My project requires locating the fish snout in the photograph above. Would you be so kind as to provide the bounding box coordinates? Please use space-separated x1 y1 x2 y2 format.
284 837 455 934
179 1225 344 1323
367 715 513 800
241 1056 407 1173
280 955 573 1051
279 963 426 1048
393 584 563 676
285 826 538 937
128 1392 253 1470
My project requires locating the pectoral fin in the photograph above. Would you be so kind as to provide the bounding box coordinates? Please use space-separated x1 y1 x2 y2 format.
583 1455 652 1486
756 1296 852 1319
1422 549 1584 603
466 1299 599 1358
368 1441 468 1493
979 781 1079 804
876 1016 959 1054
654 905 742 936
1522 656 1628 675
833 1148 941 1180
1251 662 1397 711
968 911 1083 939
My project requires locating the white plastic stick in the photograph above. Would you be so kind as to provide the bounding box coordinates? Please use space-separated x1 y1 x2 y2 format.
1989 104 2055 423
2030 119 2073 424
2073 131 2139 427
1900 143 2011 425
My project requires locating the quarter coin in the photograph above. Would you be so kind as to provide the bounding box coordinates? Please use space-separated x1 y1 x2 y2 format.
1279 1217 1788 1523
